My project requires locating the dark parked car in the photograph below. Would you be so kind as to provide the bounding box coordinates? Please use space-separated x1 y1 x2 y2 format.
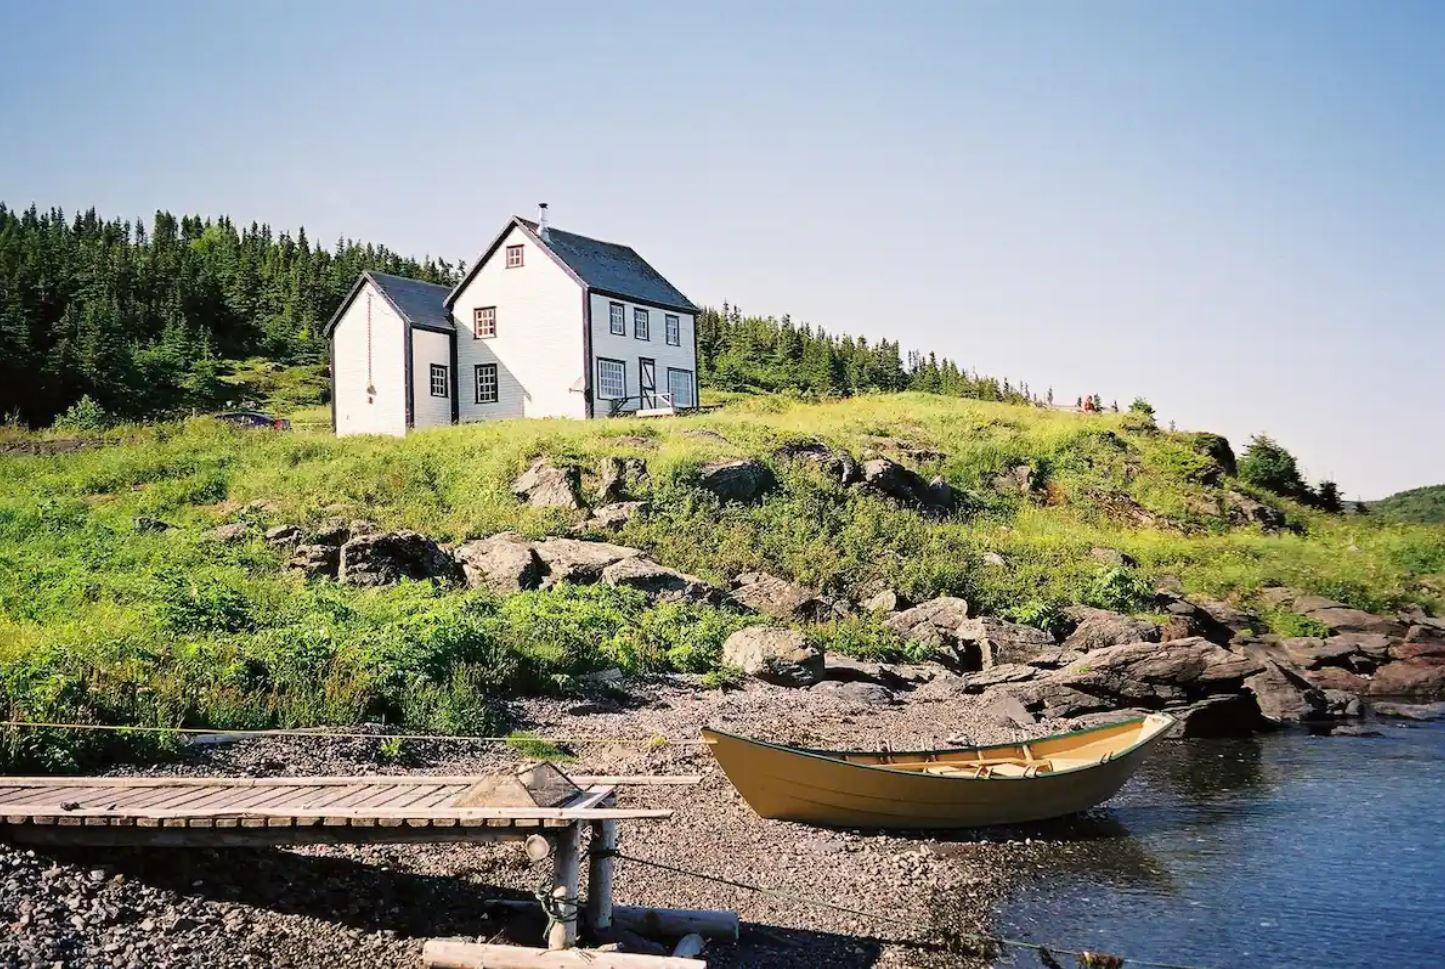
215 410 291 430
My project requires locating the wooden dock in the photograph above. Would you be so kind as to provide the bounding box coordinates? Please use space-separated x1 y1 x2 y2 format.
0 765 714 958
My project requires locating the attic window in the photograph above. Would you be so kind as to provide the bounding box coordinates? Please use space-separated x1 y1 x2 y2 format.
506 245 524 269
474 306 496 339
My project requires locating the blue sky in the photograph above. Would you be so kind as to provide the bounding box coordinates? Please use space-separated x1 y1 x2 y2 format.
3 1 1441 497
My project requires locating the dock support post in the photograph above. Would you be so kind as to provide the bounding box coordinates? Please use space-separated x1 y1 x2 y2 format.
547 823 582 950
586 818 618 932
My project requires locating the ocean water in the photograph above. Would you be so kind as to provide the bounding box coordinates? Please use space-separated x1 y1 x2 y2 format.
993 720 1445 969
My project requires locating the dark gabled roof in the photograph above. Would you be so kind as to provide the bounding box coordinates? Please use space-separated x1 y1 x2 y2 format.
365 271 454 331
324 271 454 337
446 217 698 314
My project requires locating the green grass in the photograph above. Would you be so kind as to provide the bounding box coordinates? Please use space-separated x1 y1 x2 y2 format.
1 390 1442 770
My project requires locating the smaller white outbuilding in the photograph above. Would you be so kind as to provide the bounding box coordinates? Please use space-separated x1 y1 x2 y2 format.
325 210 699 436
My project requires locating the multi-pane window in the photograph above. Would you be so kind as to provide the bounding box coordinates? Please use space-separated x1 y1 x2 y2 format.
597 358 627 399
474 363 498 404
665 314 680 346
667 368 695 408
633 307 649 340
474 306 496 339
429 364 448 398
505 244 524 268
609 302 625 335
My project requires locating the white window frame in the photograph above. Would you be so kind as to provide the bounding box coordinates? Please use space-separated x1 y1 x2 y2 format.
608 301 626 336
473 306 496 339
597 358 627 400
633 307 649 340
505 244 524 269
665 313 680 346
474 363 498 404
429 364 449 398
667 367 694 408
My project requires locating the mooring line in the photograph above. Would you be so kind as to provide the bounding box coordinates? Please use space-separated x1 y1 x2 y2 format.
610 849 1214 969
0 720 704 746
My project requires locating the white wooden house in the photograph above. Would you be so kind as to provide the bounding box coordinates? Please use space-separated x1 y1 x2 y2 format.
325 210 699 436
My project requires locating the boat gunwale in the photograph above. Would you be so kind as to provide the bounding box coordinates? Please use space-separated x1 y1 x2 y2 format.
701 713 1175 784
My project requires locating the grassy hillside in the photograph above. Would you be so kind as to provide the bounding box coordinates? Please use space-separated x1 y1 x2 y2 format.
2 393 1442 769
1368 485 1445 525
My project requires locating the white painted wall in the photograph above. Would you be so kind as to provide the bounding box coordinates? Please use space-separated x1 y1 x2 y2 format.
588 294 696 414
410 328 453 430
332 281 407 437
453 224 588 421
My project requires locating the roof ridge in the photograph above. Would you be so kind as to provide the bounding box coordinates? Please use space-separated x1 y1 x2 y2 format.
514 215 638 254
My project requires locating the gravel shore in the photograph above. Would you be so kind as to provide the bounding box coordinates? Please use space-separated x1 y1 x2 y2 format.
1 674 1073 968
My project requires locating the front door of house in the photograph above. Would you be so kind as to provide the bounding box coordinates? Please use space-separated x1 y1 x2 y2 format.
639 357 656 408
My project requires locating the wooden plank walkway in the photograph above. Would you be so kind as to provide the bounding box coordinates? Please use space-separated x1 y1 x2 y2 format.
0 773 670 848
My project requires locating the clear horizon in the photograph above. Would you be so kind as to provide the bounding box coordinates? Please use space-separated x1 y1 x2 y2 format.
4 1 1441 498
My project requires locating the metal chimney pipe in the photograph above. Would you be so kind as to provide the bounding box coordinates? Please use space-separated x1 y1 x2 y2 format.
537 202 549 237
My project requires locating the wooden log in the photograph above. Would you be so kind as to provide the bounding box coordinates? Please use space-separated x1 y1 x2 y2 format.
671 933 705 958
547 824 582 950
586 818 618 931
421 940 705 968
487 902 739 941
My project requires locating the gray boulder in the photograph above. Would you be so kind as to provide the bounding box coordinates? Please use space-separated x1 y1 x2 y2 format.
286 544 339 580
1222 491 1287 531
861 589 904 614
311 518 351 546
579 501 648 531
774 440 860 486
1242 657 1330 724
1194 598 1261 639
991 464 1038 494
133 516 172 533
339 530 461 587
722 627 824 686
204 522 249 543
455 532 545 593
512 458 583 509
1062 607 1161 652
597 456 648 503
1292 596 1404 637
264 524 302 546
731 572 836 623
1053 637 1265 707
861 458 956 515
1000 680 1113 720
695 459 775 503
883 596 971 658
962 663 1040 692
1371 701 1445 721
810 680 894 706
601 557 722 605
533 537 643 584
955 617 1060 668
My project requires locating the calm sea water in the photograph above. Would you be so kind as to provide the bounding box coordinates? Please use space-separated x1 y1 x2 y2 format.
993 720 1445 969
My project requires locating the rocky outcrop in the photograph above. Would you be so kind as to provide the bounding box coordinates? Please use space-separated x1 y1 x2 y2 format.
731 572 839 623
883 596 971 662
533 538 643 584
596 456 648 504
1370 659 1445 697
774 441 860 486
1222 491 1286 531
990 464 1039 495
1241 656 1329 724
695 459 775 503
810 680 894 706
722 627 824 686
578 501 647 531
861 589 905 614
454 533 545 593
954 618 1060 668
512 458 583 509
860 458 957 516
339 531 461 587
204 522 249 543
311 518 374 547
1053 637 1263 706
264 524 302 547
601 557 722 605
1062 608 1160 651
286 544 339 580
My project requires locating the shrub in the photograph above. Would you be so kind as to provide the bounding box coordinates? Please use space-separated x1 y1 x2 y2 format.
1082 566 1156 613
1260 609 1331 639
1239 435 1307 499
1003 598 1069 637
51 395 109 432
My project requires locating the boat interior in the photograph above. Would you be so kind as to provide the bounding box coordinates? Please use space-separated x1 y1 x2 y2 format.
831 715 1163 779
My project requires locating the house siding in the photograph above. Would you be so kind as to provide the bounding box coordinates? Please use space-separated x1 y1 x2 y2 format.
410 329 454 430
587 293 696 413
332 281 408 437
453 225 587 422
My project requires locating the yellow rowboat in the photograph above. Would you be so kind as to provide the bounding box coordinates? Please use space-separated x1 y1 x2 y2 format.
702 713 1175 829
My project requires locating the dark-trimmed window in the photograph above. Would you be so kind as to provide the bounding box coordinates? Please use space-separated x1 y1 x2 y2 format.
474 363 498 404
665 314 680 346
474 306 496 339
609 301 625 335
633 307 649 340
505 244 524 268
429 364 448 398
597 358 627 400
667 367 695 408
